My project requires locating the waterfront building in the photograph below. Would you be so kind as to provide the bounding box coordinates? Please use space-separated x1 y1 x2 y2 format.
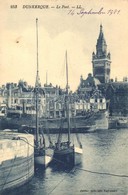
99 81 128 116
90 88 107 111
74 100 90 116
43 83 61 97
43 83 62 118
0 85 6 105
0 80 45 117
77 73 100 99
47 88 106 118
0 80 63 118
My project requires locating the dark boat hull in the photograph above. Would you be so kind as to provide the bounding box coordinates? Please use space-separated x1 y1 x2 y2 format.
43 110 108 132
0 110 109 132
53 146 83 167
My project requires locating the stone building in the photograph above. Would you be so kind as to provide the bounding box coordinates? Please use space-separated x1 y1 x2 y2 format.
99 81 128 116
92 24 111 83
0 80 63 118
43 83 62 118
77 73 100 99
0 80 45 117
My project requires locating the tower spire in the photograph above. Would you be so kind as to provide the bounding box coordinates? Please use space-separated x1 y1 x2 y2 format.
100 23 103 32
96 24 107 58
92 25 111 83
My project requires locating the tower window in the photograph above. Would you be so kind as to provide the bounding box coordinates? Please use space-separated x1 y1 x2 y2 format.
100 99 102 103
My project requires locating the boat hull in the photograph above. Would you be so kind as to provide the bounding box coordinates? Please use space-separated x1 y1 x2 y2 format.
43 110 109 132
35 155 52 167
53 146 83 167
74 146 83 165
109 117 128 129
0 110 109 132
34 148 54 168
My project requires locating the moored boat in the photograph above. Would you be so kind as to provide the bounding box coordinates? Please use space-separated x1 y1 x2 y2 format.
33 18 54 168
43 109 109 132
109 116 128 129
52 51 83 167
0 109 109 133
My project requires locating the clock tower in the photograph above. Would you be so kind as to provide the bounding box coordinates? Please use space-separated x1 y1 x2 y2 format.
92 25 111 83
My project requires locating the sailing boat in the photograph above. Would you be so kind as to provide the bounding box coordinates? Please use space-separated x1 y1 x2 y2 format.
34 18 53 167
53 51 83 167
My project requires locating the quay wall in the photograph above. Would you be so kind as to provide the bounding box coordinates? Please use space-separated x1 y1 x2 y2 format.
0 132 34 193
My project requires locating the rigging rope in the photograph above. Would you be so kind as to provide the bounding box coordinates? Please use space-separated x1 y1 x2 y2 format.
76 167 128 178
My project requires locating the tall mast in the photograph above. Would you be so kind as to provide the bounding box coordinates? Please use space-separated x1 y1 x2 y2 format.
65 51 70 145
36 18 39 86
35 18 39 146
46 71 48 86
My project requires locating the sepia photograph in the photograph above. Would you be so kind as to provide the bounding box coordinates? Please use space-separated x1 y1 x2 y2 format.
0 0 128 194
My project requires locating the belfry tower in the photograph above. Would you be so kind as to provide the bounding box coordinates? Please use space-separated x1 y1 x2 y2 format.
92 24 111 83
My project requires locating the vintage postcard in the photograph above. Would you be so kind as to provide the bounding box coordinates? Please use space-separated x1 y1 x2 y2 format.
0 0 128 195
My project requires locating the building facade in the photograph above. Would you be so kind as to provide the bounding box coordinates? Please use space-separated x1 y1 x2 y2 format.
77 73 100 99
0 81 45 117
99 81 128 116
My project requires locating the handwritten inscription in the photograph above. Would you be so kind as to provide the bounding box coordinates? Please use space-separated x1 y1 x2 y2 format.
68 8 121 17
107 9 120 16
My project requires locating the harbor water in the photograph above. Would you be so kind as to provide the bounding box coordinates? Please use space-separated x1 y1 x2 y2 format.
2 128 128 195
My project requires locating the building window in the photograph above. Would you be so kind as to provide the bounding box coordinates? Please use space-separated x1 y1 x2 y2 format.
56 103 59 110
14 99 17 104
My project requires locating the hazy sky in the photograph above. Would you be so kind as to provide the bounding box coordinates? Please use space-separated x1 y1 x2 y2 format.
0 0 128 91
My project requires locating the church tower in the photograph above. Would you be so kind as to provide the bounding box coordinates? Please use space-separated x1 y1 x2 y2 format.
92 25 111 83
